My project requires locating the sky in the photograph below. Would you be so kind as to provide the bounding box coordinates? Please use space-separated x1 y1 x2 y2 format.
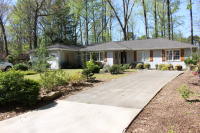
112 0 200 41
11 0 200 41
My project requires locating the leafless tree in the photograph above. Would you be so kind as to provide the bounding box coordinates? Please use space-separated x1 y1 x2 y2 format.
106 0 135 40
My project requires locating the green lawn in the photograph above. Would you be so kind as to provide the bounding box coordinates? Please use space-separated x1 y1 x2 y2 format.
25 69 136 81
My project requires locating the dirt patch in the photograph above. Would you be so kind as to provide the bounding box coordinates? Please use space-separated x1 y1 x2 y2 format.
126 71 200 133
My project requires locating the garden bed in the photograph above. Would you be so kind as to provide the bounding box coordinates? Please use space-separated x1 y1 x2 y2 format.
126 71 200 133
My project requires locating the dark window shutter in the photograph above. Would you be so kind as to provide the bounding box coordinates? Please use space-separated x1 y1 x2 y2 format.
181 49 184 61
134 51 137 62
162 50 165 61
150 50 153 62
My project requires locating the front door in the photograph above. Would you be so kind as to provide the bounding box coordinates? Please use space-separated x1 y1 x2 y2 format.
121 51 127 64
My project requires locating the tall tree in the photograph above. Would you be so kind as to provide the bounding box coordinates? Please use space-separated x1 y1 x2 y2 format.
141 0 149 39
106 0 135 40
0 0 10 55
188 0 194 44
154 0 158 38
167 0 171 40
84 0 89 45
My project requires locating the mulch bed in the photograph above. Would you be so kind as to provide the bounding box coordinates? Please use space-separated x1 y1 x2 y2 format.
126 71 200 133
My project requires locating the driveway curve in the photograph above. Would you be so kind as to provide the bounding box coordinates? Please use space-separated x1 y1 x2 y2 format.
0 70 182 133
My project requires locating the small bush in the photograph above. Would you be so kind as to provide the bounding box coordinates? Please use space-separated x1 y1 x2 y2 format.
6 55 15 64
95 61 103 69
177 85 193 100
158 64 165 70
40 70 68 92
82 69 94 81
86 60 100 73
14 63 29 71
122 64 131 70
130 63 137 69
102 65 111 73
158 64 172 70
68 72 85 84
0 70 40 107
135 63 144 69
161 66 169 71
155 64 158 70
144 63 151 69
166 64 173 70
109 64 124 74
175 65 183 71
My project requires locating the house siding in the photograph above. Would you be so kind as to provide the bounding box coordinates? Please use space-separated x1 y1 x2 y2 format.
140 48 191 69
106 51 114 66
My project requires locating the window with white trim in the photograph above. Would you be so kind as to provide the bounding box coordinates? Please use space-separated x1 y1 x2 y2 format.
166 50 180 61
173 50 180 61
85 52 103 62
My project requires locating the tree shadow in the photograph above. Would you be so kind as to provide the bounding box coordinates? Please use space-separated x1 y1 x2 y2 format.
186 99 200 103
37 101 58 110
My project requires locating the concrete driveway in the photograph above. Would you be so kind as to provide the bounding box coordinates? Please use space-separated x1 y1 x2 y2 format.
0 71 182 133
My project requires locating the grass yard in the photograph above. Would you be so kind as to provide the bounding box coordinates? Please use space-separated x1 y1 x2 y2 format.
25 69 136 81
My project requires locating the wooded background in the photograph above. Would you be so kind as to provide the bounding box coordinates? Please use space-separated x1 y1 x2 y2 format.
0 0 199 57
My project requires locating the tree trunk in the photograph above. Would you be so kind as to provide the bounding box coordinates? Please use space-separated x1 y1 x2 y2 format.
92 5 97 43
0 18 8 56
162 0 166 37
167 0 171 40
142 0 149 39
85 0 89 45
109 16 112 41
80 19 83 45
33 11 38 49
189 0 194 44
154 0 158 38
171 13 174 40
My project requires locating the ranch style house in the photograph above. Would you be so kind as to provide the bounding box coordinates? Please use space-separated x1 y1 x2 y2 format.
30 38 198 69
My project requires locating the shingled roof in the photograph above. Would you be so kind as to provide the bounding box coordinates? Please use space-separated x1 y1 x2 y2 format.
48 43 82 51
80 38 197 51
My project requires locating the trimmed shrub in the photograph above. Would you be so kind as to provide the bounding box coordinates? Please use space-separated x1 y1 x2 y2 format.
86 60 100 73
175 65 183 71
135 63 144 69
95 61 103 69
122 64 131 70
82 69 94 81
130 63 137 69
109 64 124 74
14 63 29 71
40 70 68 92
102 65 111 73
155 64 158 70
158 64 165 70
144 63 151 69
68 72 85 84
166 64 173 70
161 66 169 71
0 71 40 107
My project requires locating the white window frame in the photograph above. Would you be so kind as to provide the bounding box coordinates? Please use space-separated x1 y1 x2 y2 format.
141 51 148 62
165 49 180 61
86 52 103 62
